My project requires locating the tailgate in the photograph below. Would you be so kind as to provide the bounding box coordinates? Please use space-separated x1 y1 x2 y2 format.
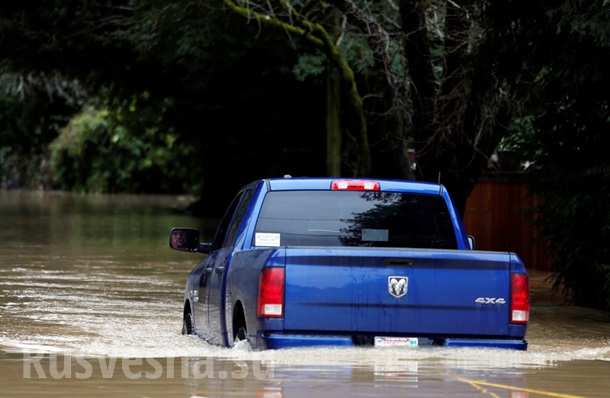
283 247 511 337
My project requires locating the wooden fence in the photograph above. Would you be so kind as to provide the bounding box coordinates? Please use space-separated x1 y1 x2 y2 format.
463 176 552 270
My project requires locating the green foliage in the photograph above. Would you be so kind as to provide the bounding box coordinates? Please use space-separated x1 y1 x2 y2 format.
538 188 610 310
499 116 536 154
529 121 610 310
502 0 610 310
388 41 407 81
340 34 375 74
293 53 326 82
50 95 200 194
0 73 83 188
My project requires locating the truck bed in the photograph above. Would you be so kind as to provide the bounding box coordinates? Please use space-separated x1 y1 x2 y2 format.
260 247 526 342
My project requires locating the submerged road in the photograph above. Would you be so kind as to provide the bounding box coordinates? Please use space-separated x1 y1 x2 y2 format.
0 190 609 397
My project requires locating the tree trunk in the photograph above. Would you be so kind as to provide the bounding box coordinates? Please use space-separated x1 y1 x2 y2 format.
345 73 372 176
326 67 342 176
320 33 371 177
400 0 436 155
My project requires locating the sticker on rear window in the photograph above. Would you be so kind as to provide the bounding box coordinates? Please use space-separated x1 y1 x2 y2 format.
361 228 389 242
255 232 281 247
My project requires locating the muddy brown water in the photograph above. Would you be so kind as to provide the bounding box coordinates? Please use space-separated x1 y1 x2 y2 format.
1 190 609 398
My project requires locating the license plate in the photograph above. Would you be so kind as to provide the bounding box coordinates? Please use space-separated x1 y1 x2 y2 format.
374 337 418 348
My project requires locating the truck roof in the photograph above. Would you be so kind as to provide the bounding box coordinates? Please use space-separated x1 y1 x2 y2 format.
266 177 444 195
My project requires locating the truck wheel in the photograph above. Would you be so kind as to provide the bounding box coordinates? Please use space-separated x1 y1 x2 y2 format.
182 305 194 335
235 325 247 342
231 302 248 346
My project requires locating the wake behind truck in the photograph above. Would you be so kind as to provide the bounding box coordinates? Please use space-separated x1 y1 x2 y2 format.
170 178 529 350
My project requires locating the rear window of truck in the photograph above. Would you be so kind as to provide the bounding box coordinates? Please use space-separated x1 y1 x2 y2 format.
254 191 457 249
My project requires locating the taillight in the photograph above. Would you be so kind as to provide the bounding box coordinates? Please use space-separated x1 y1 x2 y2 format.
331 180 380 191
257 268 285 318
511 273 529 324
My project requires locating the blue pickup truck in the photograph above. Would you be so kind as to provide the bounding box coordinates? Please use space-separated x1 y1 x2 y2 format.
169 178 529 350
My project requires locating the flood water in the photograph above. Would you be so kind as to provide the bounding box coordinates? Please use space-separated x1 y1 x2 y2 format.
1 190 609 397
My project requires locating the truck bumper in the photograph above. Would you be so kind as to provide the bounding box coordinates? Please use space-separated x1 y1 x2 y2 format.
442 338 528 350
262 333 353 349
261 333 527 350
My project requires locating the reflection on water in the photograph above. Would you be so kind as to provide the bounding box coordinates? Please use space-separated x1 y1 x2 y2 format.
1 353 610 398
1 190 610 397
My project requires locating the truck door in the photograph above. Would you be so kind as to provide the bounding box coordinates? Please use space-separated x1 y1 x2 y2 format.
206 189 253 346
196 193 241 341
191 257 213 339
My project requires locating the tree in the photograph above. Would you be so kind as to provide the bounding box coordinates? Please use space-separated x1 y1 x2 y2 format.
398 0 526 213
499 0 610 310
0 1 329 206
0 72 85 188
223 0 372 176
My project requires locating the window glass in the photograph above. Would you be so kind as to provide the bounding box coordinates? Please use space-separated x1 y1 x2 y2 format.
212 193 243 250
223 189 253 247
254 191 457 249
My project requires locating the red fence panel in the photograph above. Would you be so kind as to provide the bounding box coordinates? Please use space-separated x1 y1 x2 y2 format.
463 176 551 271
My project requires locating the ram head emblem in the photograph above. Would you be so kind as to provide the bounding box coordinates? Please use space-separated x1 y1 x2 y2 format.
388 276 408 298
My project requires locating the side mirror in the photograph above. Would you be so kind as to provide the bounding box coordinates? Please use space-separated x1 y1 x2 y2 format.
169 228 211 254
467 235 476 250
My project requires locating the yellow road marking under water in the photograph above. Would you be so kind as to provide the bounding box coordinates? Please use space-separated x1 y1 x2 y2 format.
458 378 585 398
460 378 502 398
